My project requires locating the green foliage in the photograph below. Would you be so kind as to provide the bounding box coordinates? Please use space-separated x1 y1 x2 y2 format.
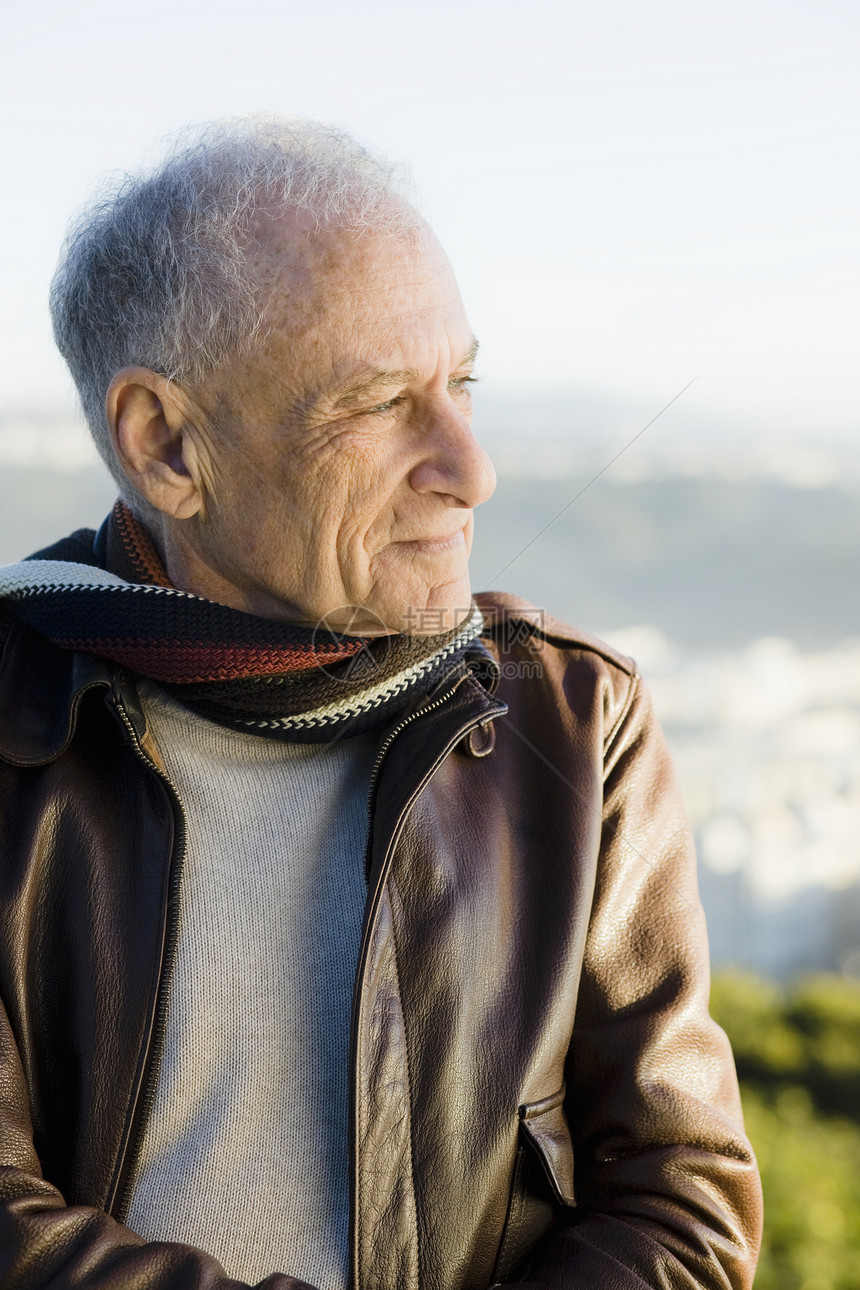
711 969 860 1119
737 1084 860 1290
710 971 860 1289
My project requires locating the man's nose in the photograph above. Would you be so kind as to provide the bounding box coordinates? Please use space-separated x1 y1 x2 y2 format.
408 395 497 509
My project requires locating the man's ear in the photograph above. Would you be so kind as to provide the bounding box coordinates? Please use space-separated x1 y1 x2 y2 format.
105 368 205 519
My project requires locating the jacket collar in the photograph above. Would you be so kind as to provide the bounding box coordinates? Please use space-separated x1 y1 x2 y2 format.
0 611 115 766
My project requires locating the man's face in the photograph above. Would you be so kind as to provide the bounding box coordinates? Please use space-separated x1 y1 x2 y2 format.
186 218 496 635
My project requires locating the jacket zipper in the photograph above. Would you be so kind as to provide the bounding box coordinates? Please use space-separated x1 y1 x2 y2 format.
349 673 502 1290
361 669 473 876
106 691 189 1223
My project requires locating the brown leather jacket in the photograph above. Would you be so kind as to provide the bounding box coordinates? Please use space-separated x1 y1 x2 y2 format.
0 590 762 1290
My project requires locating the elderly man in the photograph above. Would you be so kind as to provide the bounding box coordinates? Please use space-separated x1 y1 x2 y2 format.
0 119 761 1289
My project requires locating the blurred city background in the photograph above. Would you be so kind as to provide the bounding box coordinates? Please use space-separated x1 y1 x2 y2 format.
3 0 859 1283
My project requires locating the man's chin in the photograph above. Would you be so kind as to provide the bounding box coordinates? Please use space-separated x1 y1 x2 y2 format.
318 580 475 638
385 599 475 638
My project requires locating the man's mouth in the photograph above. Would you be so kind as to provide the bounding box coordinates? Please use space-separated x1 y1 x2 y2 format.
397 527 467 555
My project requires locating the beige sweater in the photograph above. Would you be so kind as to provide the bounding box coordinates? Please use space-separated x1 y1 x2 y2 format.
125 681 375 1289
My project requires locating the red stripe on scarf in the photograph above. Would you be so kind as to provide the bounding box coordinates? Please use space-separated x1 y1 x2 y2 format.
54 637 364 683
113 502 174 587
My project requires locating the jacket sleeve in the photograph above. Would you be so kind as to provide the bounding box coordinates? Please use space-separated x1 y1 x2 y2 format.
509 673 762 1289
0 1001 315 1290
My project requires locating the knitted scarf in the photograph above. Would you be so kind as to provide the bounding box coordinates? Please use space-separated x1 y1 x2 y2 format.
0 501 485 742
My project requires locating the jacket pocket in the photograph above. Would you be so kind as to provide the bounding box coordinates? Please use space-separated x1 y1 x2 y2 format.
492 1086 575 1283
519 1086 576 1206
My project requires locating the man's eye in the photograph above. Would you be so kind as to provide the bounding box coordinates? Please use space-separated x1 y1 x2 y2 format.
449 375 477 395
364 395 407 415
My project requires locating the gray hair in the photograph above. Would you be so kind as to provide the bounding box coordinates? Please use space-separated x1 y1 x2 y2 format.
49 116 418 499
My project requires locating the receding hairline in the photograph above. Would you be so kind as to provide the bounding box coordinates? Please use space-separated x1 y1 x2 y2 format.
244 199 430 296
237 212 455 367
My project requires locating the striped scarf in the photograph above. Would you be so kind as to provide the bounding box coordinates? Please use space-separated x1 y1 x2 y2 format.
0 501 485 742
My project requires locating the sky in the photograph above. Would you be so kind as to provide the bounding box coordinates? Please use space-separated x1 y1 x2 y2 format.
2 0 858 452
